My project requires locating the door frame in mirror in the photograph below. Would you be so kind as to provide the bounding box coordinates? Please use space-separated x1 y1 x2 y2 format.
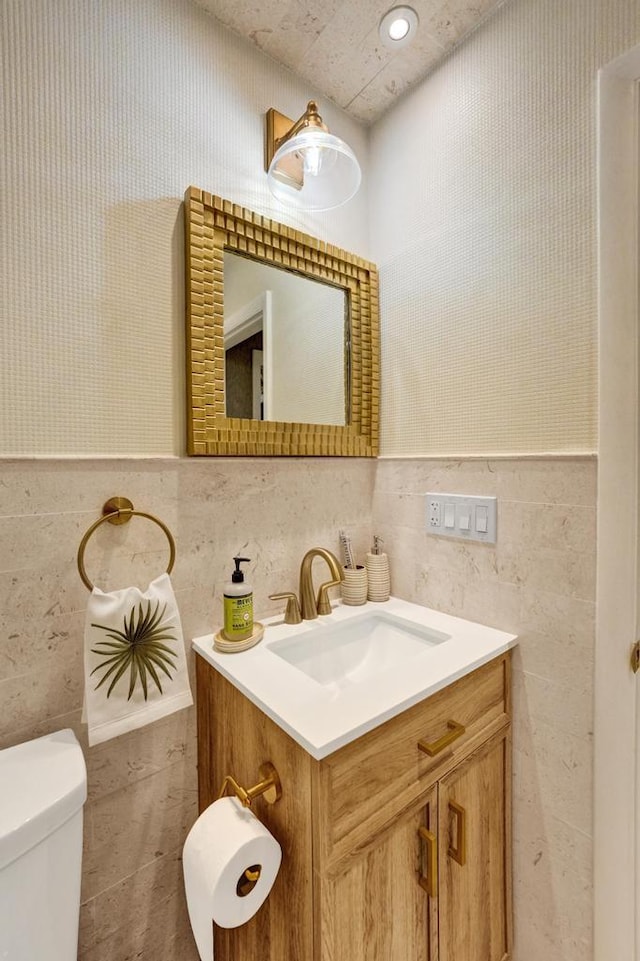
184 187 379 456
224 291 273 420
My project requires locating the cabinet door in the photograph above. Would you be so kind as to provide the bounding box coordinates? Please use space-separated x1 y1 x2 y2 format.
320 794 437 961
437 731 511 961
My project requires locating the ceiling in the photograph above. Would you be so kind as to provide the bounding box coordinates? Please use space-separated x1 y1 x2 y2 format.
192 0 507 125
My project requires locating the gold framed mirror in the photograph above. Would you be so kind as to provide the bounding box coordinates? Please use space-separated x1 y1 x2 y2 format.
184 187 379 456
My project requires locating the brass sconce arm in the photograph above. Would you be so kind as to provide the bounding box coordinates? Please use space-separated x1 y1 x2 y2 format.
265 100 327 171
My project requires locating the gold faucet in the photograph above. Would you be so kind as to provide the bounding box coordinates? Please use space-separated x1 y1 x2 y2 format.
299 548 343 620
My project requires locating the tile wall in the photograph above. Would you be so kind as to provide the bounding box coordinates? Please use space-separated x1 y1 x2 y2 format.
373 456 596 961
0 456 375 961
0 454 595 959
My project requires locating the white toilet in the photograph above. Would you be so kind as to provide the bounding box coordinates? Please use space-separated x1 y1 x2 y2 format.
0 728 87 960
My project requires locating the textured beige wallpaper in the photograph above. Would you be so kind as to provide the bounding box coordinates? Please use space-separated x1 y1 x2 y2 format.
0 0 369 456
370 0 640 456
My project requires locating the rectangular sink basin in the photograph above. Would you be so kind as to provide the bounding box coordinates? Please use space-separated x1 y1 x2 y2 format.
268 610 451 688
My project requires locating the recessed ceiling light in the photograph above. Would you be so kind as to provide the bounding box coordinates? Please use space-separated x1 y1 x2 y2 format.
379 6 419 49
389 17 411 40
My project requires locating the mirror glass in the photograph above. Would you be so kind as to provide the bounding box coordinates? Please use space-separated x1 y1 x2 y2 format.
224 252 349 426
184 188 379 457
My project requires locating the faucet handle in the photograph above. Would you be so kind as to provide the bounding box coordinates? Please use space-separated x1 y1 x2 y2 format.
316 576 342 616
269 592 303 625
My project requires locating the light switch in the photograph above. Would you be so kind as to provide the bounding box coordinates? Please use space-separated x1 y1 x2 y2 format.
425 493 497 544
476 505 488 533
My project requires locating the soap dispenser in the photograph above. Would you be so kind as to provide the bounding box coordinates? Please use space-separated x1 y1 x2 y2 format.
222 556 254 641
365 536 391 602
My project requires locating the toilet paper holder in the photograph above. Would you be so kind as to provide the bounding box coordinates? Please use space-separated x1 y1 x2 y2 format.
217 761 282 807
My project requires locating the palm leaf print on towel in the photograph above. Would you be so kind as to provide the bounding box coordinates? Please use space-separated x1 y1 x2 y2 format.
91 600 178 701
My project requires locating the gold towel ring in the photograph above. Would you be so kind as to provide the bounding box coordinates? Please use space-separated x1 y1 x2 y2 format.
77 496 176 592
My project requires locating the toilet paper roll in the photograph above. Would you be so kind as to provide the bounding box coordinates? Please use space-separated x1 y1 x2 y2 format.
183 795 282 961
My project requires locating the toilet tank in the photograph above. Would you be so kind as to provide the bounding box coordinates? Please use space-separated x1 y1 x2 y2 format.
0 729 87 961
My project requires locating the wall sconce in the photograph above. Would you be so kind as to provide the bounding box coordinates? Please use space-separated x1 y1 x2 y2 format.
265 100 361 211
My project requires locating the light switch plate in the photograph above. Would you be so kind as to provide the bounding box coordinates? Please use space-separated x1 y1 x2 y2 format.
425 493 497 544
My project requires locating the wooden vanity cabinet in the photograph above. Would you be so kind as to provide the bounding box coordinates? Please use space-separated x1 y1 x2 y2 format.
196 650 511 961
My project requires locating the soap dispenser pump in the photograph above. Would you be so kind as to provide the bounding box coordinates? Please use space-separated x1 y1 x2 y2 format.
222 556 254 641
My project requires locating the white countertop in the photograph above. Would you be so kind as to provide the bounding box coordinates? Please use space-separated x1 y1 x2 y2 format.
192 597 517 760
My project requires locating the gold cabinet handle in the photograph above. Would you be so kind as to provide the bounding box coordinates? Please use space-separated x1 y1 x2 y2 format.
417 826 438 897
448 800 466 866
418 720 466 757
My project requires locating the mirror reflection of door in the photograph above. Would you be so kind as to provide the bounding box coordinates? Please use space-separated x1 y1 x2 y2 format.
224 292 272 420
223 251 348 426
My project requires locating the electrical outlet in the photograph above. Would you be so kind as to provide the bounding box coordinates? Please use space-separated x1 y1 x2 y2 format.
428 499 441 527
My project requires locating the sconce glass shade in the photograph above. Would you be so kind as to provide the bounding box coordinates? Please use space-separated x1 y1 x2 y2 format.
267 128 361 211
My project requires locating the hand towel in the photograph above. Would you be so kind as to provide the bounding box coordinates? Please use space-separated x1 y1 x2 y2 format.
83 573 193 746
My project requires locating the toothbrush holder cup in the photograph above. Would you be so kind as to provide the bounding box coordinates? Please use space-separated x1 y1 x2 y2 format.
340 565 368 606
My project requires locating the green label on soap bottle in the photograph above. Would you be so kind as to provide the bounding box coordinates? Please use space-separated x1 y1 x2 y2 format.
223 593 253 639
